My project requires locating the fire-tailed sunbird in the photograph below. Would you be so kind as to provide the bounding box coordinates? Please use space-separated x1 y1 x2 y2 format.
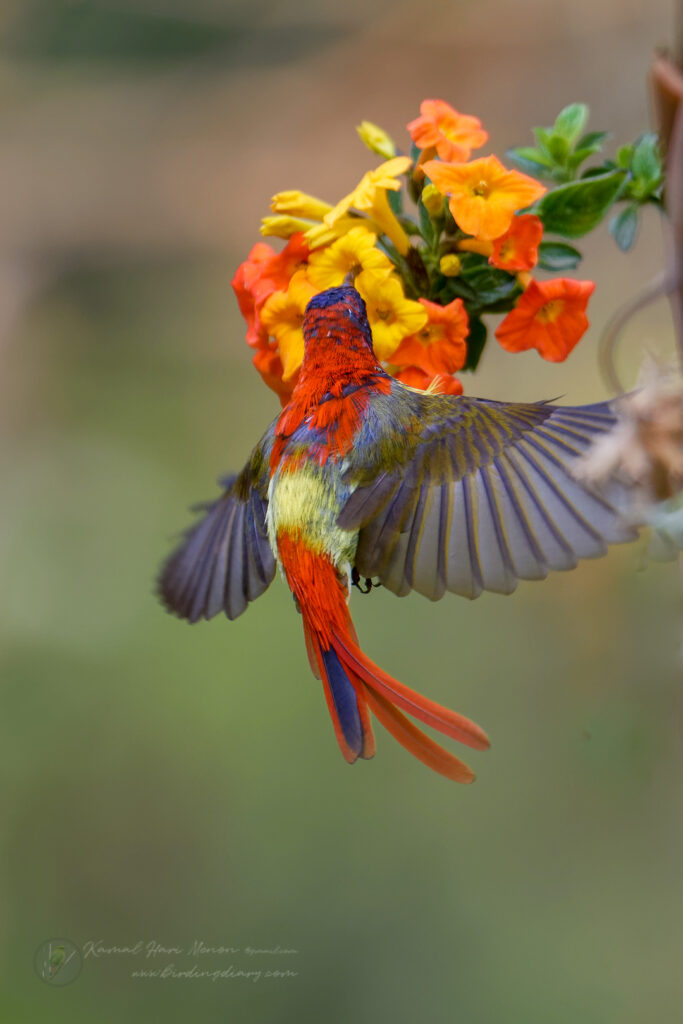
158 285 635 782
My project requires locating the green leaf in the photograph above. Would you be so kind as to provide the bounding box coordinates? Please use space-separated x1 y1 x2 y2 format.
405 246 430 294
460 260 518 308
553 103 589 144
377 238 417 296
417 196 436 247
567 143 607 171
442 205 457 236
533 169 626 237
616 144 634 169
630 133 662 190
533 126 553 156
436 276 477 305
576 130 609 151
400 220 422 237
609 204 639 251
581 160 617 177
505 148 553 177
463 317 487 372
537 241 582 270
513 145 553 168
547 135 570 163
387 186 403 216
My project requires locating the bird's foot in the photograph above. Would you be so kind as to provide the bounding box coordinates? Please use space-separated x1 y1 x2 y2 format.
351 567 379 594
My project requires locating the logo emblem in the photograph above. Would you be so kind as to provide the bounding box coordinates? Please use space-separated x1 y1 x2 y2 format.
34 938 82 986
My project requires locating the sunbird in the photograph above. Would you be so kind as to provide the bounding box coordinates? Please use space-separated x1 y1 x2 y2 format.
158 286 635 782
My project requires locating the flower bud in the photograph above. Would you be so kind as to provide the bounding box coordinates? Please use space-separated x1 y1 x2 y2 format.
439 254 462 277
356 121 397 160
260 215 312 239
270 191 332 220
421 184 444 217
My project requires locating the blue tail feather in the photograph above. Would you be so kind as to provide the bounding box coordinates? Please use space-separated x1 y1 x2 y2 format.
320 645 364 758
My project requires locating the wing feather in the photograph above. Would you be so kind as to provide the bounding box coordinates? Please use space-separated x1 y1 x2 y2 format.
203 500 237 620
477 468 517 594
158 430 276 623
344 392 637 602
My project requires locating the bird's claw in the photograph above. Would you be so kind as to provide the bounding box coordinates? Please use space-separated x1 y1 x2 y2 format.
351 567 379 594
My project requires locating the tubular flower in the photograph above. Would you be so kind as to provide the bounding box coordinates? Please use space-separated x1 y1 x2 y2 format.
231 234 311 348
391 297 469 376
270 190 333 220
260 215 316 240
307 227 394 289
357 121 397 160
260 271 318 382
263 233 310 289
231 245 275 347
423 155 546 241
355 272 428 361
303 214 370 250
490 213 543 271
407 99 488 163
325 157 413 255
252 344 292 405
495 277 595 362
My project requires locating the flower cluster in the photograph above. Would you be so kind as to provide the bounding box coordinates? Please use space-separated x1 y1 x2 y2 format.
232 99 662 404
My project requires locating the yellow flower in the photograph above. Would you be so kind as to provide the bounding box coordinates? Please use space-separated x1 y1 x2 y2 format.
307 227 394 289
356 121 397 161
325 157 413 256
303 215 369 250
355 272 428 361
260 215 315 239
270 190 333 220
260 271 317 382
423 155 546 241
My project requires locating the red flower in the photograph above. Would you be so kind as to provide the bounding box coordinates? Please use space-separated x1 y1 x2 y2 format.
489 214 543 272
395 366 464 395
391 297 469 376
231 234 310 349
264 233 310 289
495 278 595 362
232 249 272 348
252 345 294 406
407 100 488 163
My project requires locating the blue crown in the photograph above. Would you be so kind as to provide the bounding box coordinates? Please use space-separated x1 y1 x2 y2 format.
305 286 372 342
306 286 363 311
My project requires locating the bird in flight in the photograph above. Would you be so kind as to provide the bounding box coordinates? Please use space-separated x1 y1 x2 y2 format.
158 286 635 782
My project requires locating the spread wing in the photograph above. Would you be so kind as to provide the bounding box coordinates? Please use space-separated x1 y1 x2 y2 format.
158 427 276 622
338 389 636 600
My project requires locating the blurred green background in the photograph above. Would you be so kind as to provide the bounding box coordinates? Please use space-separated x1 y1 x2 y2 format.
1 1 681 1021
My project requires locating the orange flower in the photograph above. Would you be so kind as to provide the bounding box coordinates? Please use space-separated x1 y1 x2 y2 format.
231 234 310 348
232 244 276 347
396 366 463 395
407 100 488 162
495 278 595 362
391 298 469 376
252 345 293 406
422 155 546 241
489 214 543 271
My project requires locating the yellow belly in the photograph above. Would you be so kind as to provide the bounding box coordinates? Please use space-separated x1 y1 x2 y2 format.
267 464 358 570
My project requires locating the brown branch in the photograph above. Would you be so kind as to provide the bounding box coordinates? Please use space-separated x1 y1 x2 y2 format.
651 51 683 366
